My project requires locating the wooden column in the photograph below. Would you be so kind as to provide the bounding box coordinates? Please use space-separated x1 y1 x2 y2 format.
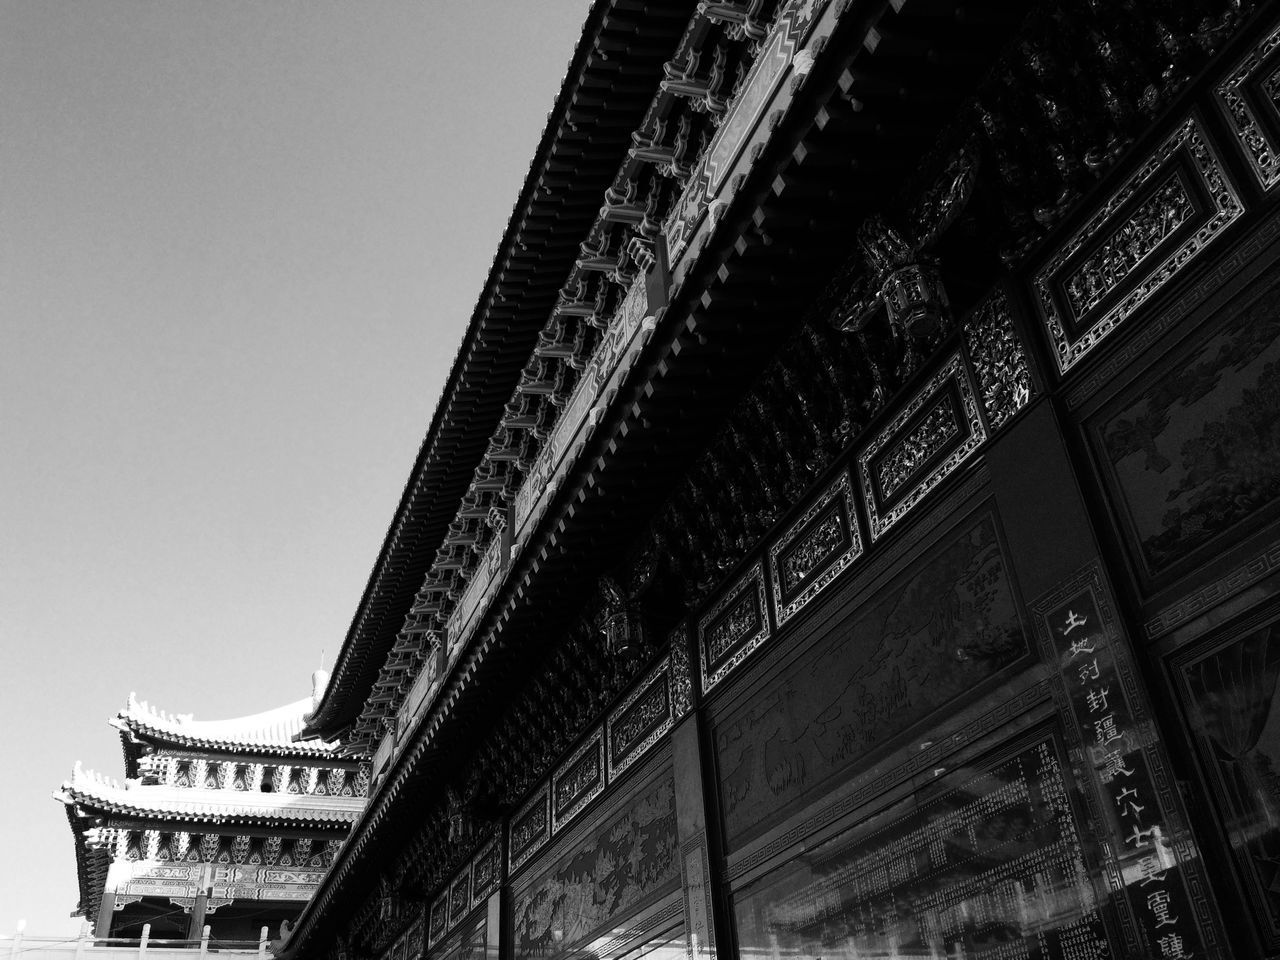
671 716 725 960
484 890 502 960
185 864 211 941
94 890 116 939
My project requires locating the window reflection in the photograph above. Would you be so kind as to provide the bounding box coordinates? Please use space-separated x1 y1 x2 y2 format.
732 736 1111 959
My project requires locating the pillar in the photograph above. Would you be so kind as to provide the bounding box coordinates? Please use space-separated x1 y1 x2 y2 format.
671 717 725 960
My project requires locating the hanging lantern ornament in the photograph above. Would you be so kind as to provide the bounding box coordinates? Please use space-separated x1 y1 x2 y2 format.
881 259 950 340
598 577 642 660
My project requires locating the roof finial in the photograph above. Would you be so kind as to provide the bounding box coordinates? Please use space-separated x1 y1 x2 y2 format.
311 665 330 709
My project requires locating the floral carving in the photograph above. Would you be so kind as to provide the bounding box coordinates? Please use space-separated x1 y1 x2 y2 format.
876 399 960 501
962 289 1033 433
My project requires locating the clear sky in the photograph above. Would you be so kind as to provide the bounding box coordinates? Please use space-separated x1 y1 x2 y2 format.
0 0 591 936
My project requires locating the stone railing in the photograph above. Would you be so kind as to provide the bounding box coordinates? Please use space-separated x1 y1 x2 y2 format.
2 925 267 960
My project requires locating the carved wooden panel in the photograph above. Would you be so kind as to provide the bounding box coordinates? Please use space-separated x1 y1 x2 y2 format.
508 785 550 874
731 729 1115 960
714 507 1030 850
1170 609 1280 952
447 871 470 928
960 286 1035 433
1033 115 1244 375
607 658 673 781
698 561 770 693
511 766 679 960
1217 17 1280 191
551 728 605 833
1090 260 1280 590
470 839 500 908
857 351 987 540
427 895 448 948
766 469 863 628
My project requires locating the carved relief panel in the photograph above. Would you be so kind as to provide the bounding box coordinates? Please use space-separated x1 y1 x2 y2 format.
511 759 679 960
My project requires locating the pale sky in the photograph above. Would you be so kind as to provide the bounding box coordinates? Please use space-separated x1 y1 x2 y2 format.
0 0 592 935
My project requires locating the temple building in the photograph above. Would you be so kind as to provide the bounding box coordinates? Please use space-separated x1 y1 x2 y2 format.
71 0 1279 958
57 677 368 944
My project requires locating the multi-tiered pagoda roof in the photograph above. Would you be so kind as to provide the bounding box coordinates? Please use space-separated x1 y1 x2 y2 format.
57 683 368 943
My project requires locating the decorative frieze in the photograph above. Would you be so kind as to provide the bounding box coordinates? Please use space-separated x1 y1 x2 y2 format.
961 287 1033 433
607 659 674 781
1217 20 1280 190
857 352 987 540
698 561 770 693
508 787 550 874
1032 115 1244 375
551 728 605 833
767 470 863 627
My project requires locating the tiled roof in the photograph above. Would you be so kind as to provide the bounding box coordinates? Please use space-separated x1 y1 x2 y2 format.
55 762 363 827
114 692 339 758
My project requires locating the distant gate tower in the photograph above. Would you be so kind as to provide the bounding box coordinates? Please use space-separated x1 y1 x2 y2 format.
56 673 368 943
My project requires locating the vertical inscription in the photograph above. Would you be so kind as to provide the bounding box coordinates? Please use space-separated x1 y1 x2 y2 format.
681 841 714 960
1035 563 1222 958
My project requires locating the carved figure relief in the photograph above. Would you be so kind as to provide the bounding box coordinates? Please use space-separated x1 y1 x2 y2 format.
1098 268 1280 581
512 773 678 960
715 510 1027 847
